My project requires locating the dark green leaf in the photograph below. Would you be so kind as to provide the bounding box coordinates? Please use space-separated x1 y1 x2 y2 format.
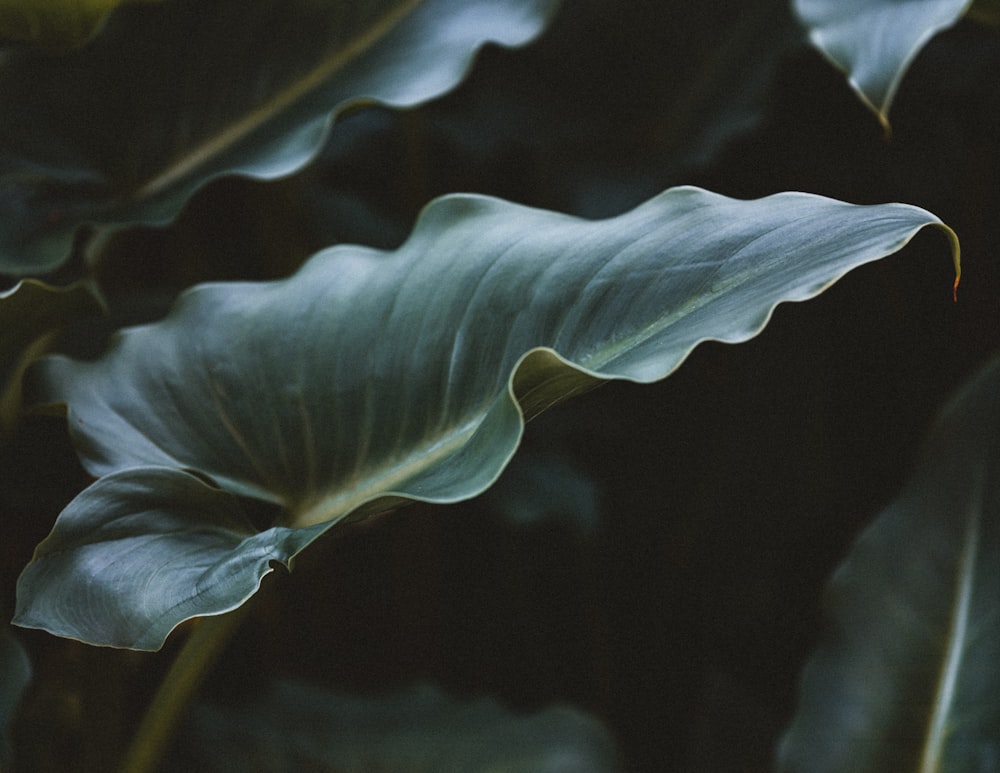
778 355 1000 772
0 0 559 274
15 187 959 648
0 279 104 439
968 0 1000 24
0 0 159 51
171 681 621 772
794 0 972 129
0 627 30 770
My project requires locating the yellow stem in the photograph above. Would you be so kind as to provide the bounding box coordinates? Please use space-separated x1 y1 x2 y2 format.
118 604 252 773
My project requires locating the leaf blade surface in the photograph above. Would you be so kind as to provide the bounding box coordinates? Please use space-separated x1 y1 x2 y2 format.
0 0 559 274
794 0 973 127
17 187 959 648
778 356 1000 772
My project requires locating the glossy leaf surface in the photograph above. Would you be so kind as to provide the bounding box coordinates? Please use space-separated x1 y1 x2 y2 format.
15 187 959 648
778 356 1000 772
0 0 558 274
0 279 104 438
171 681 620 771
794 0 973 128
0 0 158 50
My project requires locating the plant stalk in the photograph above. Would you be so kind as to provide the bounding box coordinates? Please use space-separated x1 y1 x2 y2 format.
118 603 252 773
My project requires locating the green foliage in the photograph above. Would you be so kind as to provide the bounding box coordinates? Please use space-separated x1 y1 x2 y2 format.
0 279 103 439
0 0 557 274
169 681 620 771
0 628 30 770
0 0 159 50
793 0 973 128
14 188 955 649
779 357 1000 772
0 0 994 770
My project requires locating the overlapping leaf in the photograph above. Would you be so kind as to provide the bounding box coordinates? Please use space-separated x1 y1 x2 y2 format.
778 356 1000 772
0 0 558 274
794 0 973 128
14 187 959 649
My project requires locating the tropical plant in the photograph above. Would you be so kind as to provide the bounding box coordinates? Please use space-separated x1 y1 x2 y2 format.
1 0 996 771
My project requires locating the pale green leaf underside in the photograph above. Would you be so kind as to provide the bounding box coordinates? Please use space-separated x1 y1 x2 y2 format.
15 186 958 648
0 0 557 274
794 0 973 127
778 356 1000 773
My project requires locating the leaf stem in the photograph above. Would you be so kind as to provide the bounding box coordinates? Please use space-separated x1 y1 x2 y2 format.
118 604 252 773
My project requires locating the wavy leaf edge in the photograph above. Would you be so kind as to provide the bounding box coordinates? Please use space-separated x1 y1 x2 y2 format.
13 187 960 649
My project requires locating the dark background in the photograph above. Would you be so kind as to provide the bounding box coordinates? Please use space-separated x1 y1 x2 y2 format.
4 1 999 770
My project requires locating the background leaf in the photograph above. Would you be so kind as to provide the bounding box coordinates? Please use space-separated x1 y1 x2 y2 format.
168 680 621 772
0 626 30 771
777 355 1000 772
15 187 958 649
968 0 1000 24
0 279 103 440
0 0 158 50
0 0 559 274
793 0 973 128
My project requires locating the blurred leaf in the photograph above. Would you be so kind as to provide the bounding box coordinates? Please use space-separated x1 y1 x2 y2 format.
0 627 31 770
482 450 600 535
170 681 620 772
968 0 1000 24
778 355 1000 772
14 187 958 649
0 0 158 50
794 0 973 129
420 0 801 216
0 0 559 274
0 279 104 439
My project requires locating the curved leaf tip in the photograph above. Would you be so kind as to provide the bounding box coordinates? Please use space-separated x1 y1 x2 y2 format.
794 0 973 128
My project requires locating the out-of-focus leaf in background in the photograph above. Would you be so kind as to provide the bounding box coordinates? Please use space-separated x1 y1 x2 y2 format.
481 450 601 536
0 0 559 275
170 680 620 772
793 0 973 129
0 626 30 770
968 0 1000 24
0 279 103 440
777 355 1000 772
13 187 958 650
0 0 158 50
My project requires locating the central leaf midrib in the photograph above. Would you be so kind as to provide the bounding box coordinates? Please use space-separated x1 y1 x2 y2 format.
288 412 483 529
918 466 984 773
133 0 425 201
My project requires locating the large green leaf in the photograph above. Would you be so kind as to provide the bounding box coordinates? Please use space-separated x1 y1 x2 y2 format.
777 355 1000 772
170 681 620 772
0 0 159 50
0 0 558 275
793 0 973 129
14 187 959 649
0 279 104 439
